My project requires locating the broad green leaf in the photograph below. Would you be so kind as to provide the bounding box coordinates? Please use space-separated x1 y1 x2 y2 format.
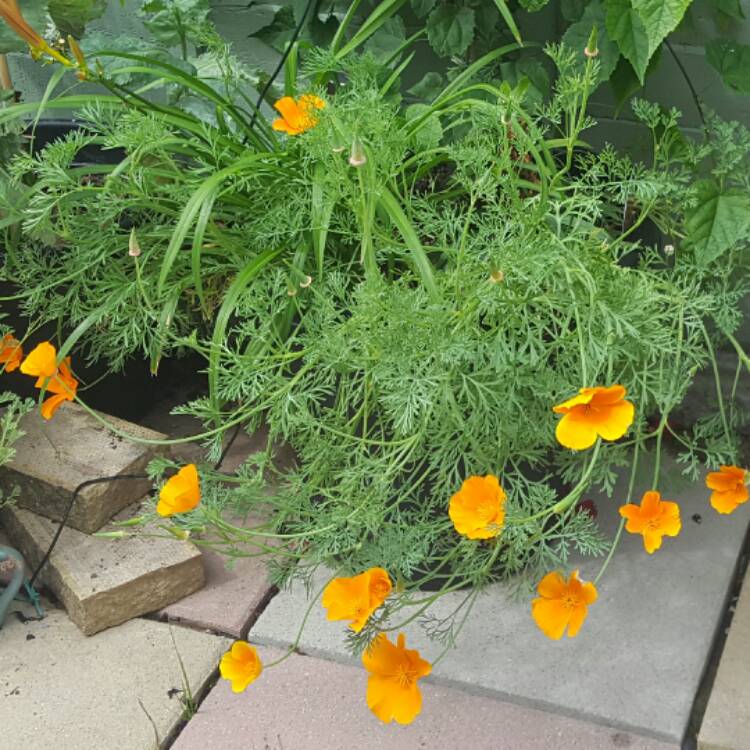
49 0 106 37
608 46 661 112
411 0 437 18
365 15 406 56
684 179 750 265
406 103 443 150
562 0 620 85
561 0 586 22
605 0 650 83
140 0 211 46
706 38 750 94
408 71 443 100
500 58 550 104
426 4 475 58
0 0 48 54
631 0 691 57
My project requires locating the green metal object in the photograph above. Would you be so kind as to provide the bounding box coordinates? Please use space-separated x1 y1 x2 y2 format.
0 544 44 629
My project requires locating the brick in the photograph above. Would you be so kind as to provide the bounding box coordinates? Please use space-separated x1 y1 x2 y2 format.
0 504 204 635
172 647 678 750
0 602 231 749
156 544 275 638
0 402 166 533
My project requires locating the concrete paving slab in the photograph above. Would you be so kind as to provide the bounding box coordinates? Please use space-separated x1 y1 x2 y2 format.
0 403 165 533
155 545 275 638
249 455 749 743
0 601 231 749
698 562 750 750
0 504 204 635
172 646 679 750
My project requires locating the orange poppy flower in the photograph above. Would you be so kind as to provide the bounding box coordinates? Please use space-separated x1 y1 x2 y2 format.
322 567 392 632
449 474 506 540
553 384 634 450
272 94 325 135
156 464 201 517
219 640 262 693
362 632 432 725
531 570 597 640
20 341 78 419
619 490 681 553
706 465 749 515
0 334 22 372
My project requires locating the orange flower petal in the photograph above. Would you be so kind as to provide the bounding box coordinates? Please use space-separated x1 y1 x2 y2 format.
40 392 67 420
587 400 634 441
156 463 201 516
20 341 58 379
362 633 430 725
589 384 627 406
711 486 750 514
536 571 567 599
531 597 569 640
706 465 746 490
566 603 589 637
273 96 303 125
219 640 262 693
555 409 598 450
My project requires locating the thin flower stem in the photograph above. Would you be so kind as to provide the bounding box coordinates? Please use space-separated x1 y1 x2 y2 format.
701 323 731 444
512 440 601 525
263 572 336 669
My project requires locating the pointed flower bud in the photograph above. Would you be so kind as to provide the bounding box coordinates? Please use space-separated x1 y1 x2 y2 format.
128 227 141 257
349 136 366 167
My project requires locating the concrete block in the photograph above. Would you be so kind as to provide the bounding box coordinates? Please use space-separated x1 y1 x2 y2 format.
0 504 204 635
0 602 231 750
249 454 749 743
0 402 166 533
156 545 275 638
172 647 679 750
698 565 750 750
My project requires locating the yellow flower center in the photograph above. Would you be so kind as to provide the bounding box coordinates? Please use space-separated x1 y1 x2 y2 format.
561 592 580 610
393 663 418 687
644 518 661 531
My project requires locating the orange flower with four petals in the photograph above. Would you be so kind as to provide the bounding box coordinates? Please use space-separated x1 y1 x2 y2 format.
20 341 78 419
322 567 392 632
706 465 749 515
156 463 201 516
553 385 634 450
449 474 506 539
362 632 431 725
0 333 22 372
272 94 325 135
619 490 681 553
531 570 597 640
219 640 262 693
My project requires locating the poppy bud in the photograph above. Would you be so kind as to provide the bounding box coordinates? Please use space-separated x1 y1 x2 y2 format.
584 26 599 58
349 136 366 167
128 227 141 257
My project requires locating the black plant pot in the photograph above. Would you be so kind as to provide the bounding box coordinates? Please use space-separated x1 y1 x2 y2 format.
1 119 207 422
